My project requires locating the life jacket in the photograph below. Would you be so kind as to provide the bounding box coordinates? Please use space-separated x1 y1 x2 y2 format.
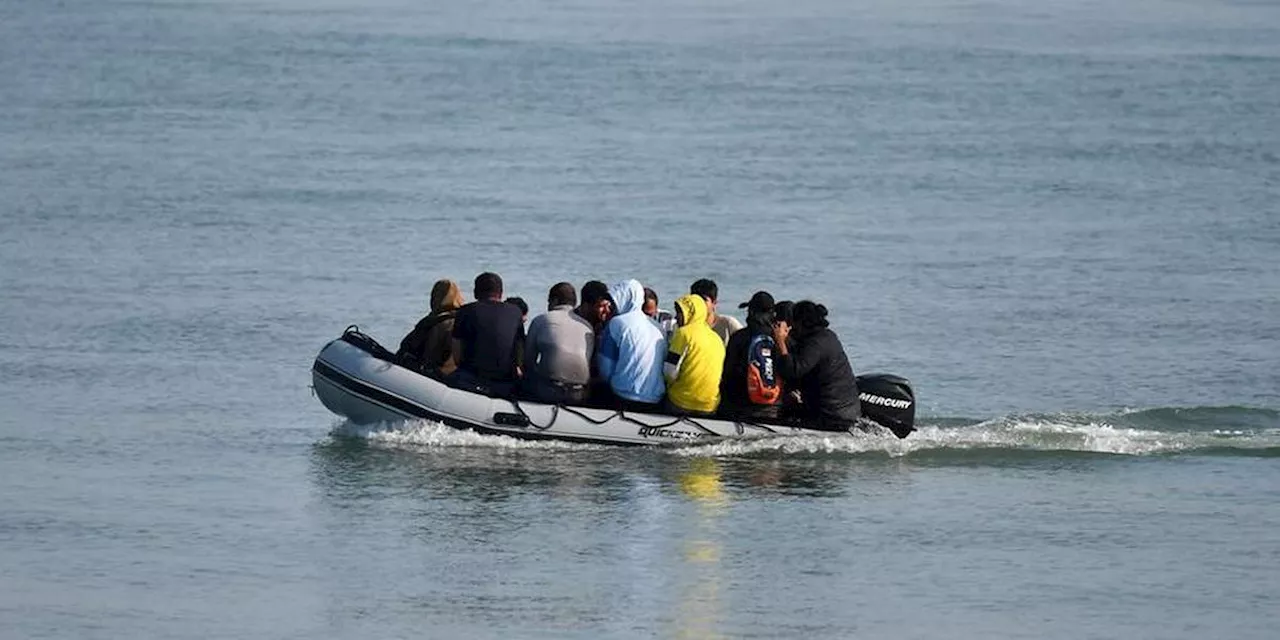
745 333 783 405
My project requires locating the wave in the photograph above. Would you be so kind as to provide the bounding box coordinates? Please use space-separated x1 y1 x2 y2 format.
1114 405 1278 433
674 411 1280 459
328 406 1279 459
330 419 604 451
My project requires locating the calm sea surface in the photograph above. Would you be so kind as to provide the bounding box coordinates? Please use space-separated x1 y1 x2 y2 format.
2 0 1278 637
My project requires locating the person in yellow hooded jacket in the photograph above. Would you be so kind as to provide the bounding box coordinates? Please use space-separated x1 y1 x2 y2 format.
663 294 726 415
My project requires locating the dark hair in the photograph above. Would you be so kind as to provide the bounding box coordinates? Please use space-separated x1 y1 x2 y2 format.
580 280 609 305
474 272 503 300
774 301 795 324
506 296 528 316
690 278 718 301
548 282 577 308
791 300 830 334
643 287 658 305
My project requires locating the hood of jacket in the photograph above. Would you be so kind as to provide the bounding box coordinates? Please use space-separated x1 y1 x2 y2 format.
430 279 463 314
673 294 709 328
608 279 645 316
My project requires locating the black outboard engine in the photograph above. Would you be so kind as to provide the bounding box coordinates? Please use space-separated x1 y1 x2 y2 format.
855 374 915 439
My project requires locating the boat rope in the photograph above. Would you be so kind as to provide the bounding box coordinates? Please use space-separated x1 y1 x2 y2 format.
509 398 561 430
508 398 728 437
679 417 720 436
616 412 686 429
735 419 780 434
614 411 725 436
557 405 623 425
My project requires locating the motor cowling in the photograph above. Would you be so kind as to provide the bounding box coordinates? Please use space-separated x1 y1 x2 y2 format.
855 373 915 439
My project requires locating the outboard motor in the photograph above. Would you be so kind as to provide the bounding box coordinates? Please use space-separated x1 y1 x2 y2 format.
855 374 915 439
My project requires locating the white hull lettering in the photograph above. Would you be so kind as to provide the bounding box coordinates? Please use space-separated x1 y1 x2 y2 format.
858 393 912 410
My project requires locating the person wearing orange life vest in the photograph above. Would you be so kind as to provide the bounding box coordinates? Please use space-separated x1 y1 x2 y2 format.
719 291 784 419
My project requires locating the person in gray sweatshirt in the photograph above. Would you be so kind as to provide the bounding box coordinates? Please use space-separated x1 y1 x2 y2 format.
522 282 595 404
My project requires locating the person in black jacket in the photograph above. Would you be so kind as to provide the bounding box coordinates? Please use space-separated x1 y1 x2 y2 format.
720 291 783 420
771 301 861 429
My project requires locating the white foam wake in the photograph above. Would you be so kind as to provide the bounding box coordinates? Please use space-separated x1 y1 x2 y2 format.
329 415 1280 457
330 419 603 451
669 415 1280 458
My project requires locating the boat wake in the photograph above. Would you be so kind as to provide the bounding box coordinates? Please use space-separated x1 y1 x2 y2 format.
328 406 1279 458
674 410 1280 458
331 419 605 451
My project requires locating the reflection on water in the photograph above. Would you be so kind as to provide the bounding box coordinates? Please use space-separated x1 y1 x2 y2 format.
306 432 915 637
678 458 727 507
675 457 725 640
311 426 900 498
311 436 630 502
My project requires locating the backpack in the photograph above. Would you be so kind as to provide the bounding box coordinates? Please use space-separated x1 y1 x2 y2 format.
395 312 454 372
745 333 783 406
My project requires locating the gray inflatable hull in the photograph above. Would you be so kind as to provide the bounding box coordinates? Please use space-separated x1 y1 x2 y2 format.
312 338 820 446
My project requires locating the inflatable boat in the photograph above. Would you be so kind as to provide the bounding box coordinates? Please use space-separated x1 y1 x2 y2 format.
312 327 916 446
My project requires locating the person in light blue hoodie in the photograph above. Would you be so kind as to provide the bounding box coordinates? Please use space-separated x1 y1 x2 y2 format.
596 279 667 409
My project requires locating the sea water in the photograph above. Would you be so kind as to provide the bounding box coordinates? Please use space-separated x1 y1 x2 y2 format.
1 0 1278 637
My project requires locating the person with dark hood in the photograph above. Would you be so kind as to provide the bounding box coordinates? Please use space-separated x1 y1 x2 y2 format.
396 279 465 375
719 291 783 419
771 300 861 429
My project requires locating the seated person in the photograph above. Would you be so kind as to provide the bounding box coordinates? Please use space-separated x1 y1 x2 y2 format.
596 279 667 410
523 282 594 405
772 300 802 407
574 281 612 334
449 272 525 396
773 300 795 325
663 294 725 416
691 278 744 344
719 291 783 419
396 279 464 375
772 301 861 430
575 280 615 403
643 286 677 339
505 296 529 324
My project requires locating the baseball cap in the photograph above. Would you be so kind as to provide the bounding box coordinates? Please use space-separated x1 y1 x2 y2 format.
737 291 775 313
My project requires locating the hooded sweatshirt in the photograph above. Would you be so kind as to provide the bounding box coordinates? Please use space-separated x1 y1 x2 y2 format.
664 295 726 413
596 280 667 403
397 279 464 374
